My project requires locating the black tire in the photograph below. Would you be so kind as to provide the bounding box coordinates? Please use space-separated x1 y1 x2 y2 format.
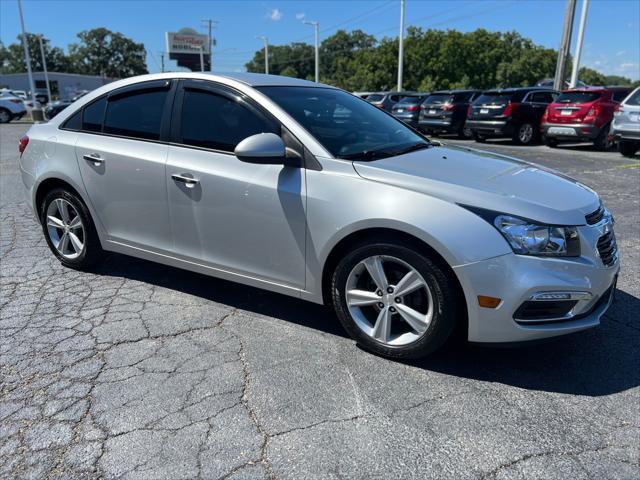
618 141 639 157
331 240 460 359
0 108 11 124
542 135 559 148
472 131 487 143
40 187 104 270
457 124 473 139
594 125 613 151
512 122 536 145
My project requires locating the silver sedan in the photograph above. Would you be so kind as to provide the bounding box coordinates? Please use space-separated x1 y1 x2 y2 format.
19 73 619 358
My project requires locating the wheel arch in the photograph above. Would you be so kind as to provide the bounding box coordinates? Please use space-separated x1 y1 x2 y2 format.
320 227 468 338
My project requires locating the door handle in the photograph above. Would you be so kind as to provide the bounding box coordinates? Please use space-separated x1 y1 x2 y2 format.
83 153 105 165
171 173 200 188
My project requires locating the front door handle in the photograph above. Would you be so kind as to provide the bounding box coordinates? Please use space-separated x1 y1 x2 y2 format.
83 153 104 166
171 173 200 188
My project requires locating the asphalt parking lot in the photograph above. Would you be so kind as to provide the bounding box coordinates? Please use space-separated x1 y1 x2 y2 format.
1 122 638 479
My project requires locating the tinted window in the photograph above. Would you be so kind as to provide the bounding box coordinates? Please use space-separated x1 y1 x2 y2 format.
63 110 81 130
474 92 512 105
180 89 277 152
366 94 384 102
258 86 427 159
612 90 631 102
452 92 471 102
425 93 454 105
624 89 640 106
103 89 168 140
397 96 423 104
82 97 106 132
390 95 401 102
556 91 601 104
529 92 554 103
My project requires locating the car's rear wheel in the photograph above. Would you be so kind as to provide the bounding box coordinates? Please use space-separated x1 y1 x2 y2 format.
458 125 473 139
618 140 639 157
513 122 536 145
542 135 559 148
40 188 104 270
331 241 459 359
472 132 487 143
594 125 613 151
0 108 11 124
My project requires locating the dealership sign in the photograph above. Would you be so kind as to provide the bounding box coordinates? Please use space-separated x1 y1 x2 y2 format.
166 28 209 55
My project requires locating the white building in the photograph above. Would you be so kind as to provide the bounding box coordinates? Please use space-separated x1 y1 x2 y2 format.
0 72 116 100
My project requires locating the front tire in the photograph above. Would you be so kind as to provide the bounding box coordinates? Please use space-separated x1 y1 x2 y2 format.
40 188 104 270
618 140 639 157
0 108 11 124
331 240 459 359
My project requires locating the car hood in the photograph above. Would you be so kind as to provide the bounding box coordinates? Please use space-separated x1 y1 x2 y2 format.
352 144 600 225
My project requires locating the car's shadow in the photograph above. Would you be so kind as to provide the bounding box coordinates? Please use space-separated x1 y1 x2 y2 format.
99 252 640 397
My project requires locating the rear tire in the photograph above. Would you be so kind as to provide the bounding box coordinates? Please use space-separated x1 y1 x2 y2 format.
594 125 613 151
512 122 536 145
618 141 639 157
331 240 460 359
0 108 11 124
40 188 104 270
458 125 473 139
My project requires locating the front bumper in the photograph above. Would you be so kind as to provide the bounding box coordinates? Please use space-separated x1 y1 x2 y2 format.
542 122 601 141
466 119 512 137
454 247 619 343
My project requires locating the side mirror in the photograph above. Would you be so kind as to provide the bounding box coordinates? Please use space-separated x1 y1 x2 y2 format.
234 133 286 165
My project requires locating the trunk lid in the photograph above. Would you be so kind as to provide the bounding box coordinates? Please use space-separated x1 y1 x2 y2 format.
546 91 602 123
469 92 513 120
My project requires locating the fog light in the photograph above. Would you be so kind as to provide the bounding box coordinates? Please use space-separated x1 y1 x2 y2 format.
478 295 502 308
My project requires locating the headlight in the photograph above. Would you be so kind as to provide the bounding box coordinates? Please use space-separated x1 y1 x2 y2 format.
494 215 579 256
462 206 580 257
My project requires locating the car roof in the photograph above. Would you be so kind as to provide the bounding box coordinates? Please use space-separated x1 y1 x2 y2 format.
430 89 480 94
562 86 632 93
482 87 554 94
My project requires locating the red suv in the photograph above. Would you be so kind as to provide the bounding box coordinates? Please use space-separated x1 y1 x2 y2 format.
541 87 632 149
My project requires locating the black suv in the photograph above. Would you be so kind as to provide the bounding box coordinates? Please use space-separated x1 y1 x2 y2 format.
366 92 422 112
418 90 481 138
467 87 558 145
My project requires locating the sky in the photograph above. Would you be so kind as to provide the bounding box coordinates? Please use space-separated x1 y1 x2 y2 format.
1 0 639 80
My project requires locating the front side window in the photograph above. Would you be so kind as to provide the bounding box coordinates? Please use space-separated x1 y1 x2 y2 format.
103 89 169 140
258 86 429 160
82 97 106 133
180 89 277 152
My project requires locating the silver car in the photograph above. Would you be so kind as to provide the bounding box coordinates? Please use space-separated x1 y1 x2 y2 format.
19 73 619 359
612 87 640 157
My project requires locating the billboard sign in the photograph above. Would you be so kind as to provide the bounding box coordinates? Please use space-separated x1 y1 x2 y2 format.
166 28 210 55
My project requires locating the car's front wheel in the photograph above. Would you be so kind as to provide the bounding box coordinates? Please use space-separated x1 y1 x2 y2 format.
40 187 104 270
0 108 11 124
331 240 459 359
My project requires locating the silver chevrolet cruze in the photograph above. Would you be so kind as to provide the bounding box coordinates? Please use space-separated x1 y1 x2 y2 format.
19 73 619 358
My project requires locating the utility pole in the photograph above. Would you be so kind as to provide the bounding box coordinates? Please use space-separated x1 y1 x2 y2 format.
159 52 165 73
17 0 36 106
37 35 51 104
304 21 320 82
199 45 205 72
570 0 589 88
554 0 577 91
256 36 269 74
201 19 217 72
397 0 405 92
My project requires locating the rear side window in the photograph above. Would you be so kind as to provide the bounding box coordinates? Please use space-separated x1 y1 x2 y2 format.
529 92 555 103
366 94 384 102
179 89 277 152
104 89 169 140
82 97 106 132
612 90 631 102
63 110 81 130
624 89 640 106
556 92 601 104
398 96 422 104
474 93 512 105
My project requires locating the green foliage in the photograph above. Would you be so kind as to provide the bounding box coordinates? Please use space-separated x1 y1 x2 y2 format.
577 67 636 86
0 29 147 78
245 27 636 91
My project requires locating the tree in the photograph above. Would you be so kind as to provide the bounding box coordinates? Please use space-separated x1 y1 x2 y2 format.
1 34 70 74
68 28 147 78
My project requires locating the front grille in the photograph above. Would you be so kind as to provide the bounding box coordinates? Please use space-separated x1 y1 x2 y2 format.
597 231 618 266
514 300 578 321
585 206 605 225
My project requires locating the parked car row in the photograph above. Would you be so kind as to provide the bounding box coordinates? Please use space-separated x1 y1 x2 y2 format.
361 86 638 156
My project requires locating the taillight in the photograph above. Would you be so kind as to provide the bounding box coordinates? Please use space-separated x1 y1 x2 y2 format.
541 106 549 124
442 103 454 111
613 104 623 116
584 104 601 123
18 135 29 157
406 105 419 111
9 99 22 104
503 101 520 117
467 105 473 118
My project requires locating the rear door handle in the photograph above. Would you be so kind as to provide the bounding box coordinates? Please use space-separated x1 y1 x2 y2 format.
83 153 104 165
171 173 200 188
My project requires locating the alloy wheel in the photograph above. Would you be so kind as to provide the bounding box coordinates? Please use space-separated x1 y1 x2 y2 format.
0 110 10 123
345 255 434 346
519 124 533 144
46 198 85 259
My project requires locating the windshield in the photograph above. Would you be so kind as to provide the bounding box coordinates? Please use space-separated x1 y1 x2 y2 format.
258 86 429 160
474 92 512 105
365 94 384 102
424 93 454 105
556 92 601 104
397 96 423 104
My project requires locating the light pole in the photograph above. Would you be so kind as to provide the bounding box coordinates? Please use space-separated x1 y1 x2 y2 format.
37 35 52 104
199 45 205 72
304 21 320 83
17 0 36 106
554 0 577 90
256 36 269 74
398 0 405 92
570 0 589 88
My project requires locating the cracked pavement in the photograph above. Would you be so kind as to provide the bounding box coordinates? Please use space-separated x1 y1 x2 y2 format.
1 123 639 479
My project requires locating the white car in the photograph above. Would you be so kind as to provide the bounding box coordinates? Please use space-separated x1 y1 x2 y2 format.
0 93 27 123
